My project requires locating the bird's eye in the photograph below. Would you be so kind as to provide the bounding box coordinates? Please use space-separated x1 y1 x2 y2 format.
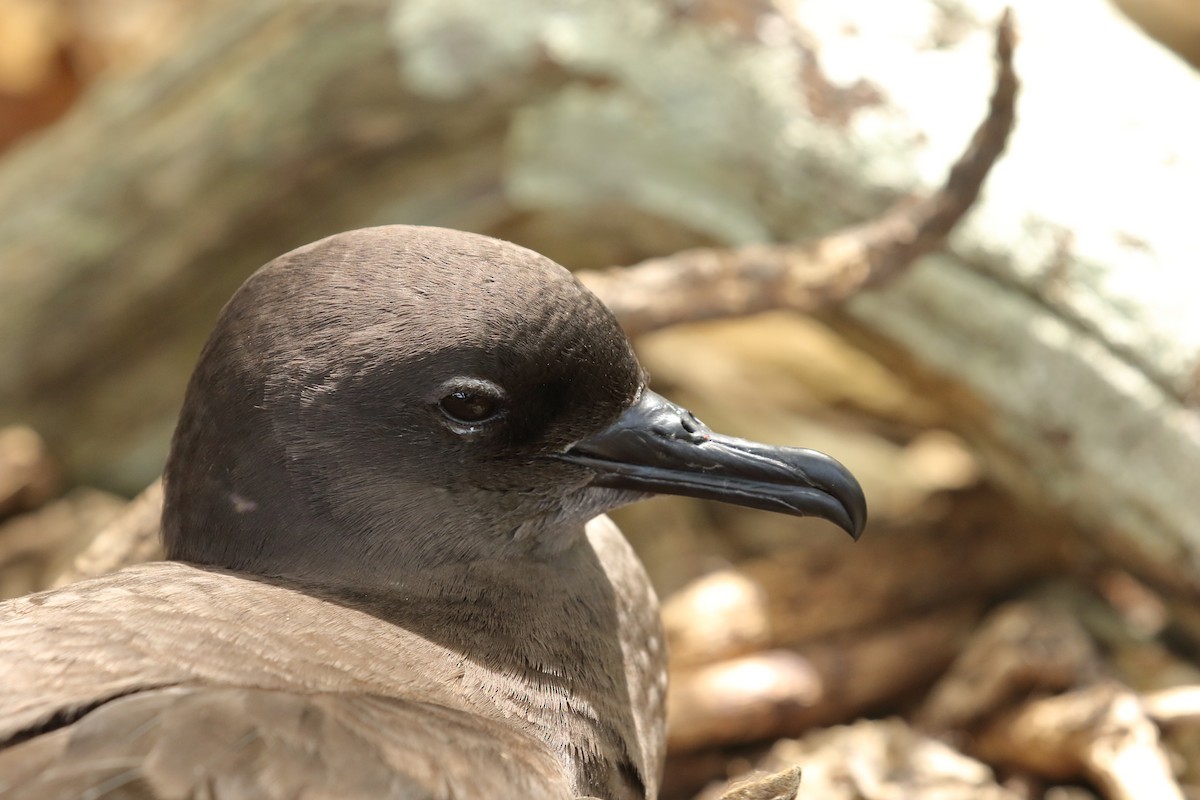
436 379 507 429
440 391 498 423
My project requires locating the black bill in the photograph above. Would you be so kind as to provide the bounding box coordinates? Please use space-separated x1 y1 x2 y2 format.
560 389 867 539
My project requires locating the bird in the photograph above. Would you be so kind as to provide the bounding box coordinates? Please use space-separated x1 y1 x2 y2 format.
0 225 866 799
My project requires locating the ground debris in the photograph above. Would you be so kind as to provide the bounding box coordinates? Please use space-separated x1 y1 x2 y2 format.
698 719 1020 800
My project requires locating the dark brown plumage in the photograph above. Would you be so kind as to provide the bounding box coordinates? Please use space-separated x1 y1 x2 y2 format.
0 226 864 799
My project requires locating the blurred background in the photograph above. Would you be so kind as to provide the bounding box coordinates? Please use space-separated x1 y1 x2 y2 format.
1 0 1198 797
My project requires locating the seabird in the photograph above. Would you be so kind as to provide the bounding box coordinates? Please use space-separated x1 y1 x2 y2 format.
0 226 865 799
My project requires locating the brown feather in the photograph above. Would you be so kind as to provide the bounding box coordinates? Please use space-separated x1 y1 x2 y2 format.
0 517 665 799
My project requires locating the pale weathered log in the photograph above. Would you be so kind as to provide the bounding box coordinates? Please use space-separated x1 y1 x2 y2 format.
577 10 1017 337
818 3 1200 595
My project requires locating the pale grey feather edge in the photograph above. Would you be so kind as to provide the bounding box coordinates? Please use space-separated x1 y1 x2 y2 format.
0 686 572 799
0 567 572 799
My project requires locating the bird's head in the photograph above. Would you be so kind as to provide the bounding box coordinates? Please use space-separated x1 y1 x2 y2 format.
163 226 865 586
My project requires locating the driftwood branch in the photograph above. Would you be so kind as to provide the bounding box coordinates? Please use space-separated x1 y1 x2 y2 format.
916 599 1100 733
577 12 1018 337
0 488 124 599
51 478 164 589
696 719 1021 800
0 427 58 519
661 464 1055 756
667 604 977 752
662 488 1070 669
710 766 801 800
1143 685 1200 725
974 683 1184 800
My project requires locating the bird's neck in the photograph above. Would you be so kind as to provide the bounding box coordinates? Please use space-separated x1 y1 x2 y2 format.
315 516 665 800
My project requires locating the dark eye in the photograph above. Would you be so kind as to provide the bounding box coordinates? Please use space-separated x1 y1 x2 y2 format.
436 379 507 429
440 391 498 423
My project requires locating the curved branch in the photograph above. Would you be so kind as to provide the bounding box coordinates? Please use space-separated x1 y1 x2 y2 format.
579 11 1018 337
